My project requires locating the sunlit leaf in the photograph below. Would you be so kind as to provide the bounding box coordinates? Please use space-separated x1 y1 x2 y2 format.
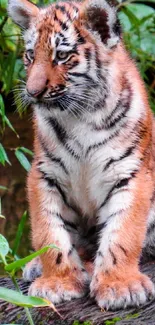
0 287 52 308
0 234 9 257
19 147 34 157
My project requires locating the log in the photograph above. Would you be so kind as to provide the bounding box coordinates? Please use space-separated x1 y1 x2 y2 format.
1 262 155 325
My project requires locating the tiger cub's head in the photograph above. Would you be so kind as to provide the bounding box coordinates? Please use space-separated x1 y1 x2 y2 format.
8 0 121 113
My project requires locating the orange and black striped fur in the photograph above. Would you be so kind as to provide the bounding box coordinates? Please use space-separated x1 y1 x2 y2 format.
8 0 155 310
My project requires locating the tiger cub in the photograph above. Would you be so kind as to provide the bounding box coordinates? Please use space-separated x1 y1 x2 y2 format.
8 0 155 310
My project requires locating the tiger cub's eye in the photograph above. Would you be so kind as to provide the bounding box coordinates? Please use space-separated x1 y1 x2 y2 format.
57 51 69 61
25 49 34 62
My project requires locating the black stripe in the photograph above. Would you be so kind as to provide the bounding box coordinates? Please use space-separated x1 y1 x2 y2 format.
87 222 107 238
98 251 103 257
36 161 44 166
68 72 97 86
92 84 131 130
40 171 80 217
85 48 91 71
61 41 70 46
56 252 63 264
48 117 67 144
104 102 131 129
41 172 68 204
109 248 117 265
94 45 102 80
57 19 68 31
55 5 72 21
115 178 130 189
39 136 69 175
47 117 80 159
104 83 132 130
100 173 137 209
75 26 86 44
117 244 127 257
147 222 155 235
68 245 75 256
64 220 77 231
86 122 127 157
103 145 136 171
68 60 79 70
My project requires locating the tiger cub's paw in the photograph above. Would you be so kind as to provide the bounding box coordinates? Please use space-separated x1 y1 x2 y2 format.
90 271 155 310
23 257 42 282
28 268 89 303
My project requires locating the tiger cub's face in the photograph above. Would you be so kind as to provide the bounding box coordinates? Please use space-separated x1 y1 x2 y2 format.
8 0 121 113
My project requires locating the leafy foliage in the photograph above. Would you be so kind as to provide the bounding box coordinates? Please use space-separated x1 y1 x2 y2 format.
0 219 60 325
119 2 155 110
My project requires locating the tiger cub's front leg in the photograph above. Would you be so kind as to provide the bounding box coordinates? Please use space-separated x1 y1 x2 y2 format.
91 169 155 310
27 164 89 303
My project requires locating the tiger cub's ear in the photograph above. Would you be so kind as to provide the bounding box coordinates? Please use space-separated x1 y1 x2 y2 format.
8 0 39 29
81 0 121 48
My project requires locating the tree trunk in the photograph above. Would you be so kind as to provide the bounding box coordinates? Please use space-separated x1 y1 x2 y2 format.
1 262 155 325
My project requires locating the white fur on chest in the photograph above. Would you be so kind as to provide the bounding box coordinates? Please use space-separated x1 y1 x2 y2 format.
36 108 140 219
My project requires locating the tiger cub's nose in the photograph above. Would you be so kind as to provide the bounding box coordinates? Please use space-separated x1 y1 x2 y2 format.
26 88 46 98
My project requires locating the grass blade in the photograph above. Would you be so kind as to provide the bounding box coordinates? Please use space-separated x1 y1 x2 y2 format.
12 211 27 256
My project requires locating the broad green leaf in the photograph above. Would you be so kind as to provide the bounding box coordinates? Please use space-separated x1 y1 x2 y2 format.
5 244 59 272
0 143 11 166
0 234 9 257
19 147 34 157
12 211 28 256
128 4 154 19
15 149 31 172
0 287 51 308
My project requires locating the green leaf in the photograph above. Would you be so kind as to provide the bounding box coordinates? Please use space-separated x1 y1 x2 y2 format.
0 0 8 10
15 149 31 171
4 115 19 137
19 147 34 157
0 94 5 130
12 211 28 256
0 143 11 166
0 287 51 308
0 234 9 257
5 244 59 272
